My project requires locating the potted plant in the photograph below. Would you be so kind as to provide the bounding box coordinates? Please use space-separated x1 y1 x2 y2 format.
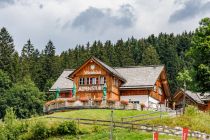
120 100 128 109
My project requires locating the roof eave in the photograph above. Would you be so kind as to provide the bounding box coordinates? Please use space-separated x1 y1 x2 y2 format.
119 85 154 90
49 88 72 92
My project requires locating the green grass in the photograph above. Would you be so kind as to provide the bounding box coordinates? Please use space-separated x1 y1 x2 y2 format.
47 127 197 140
46 109 163 121
44 107 210 134
144 111 210 134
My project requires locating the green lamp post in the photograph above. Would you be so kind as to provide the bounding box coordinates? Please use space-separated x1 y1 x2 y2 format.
56 87 60 99
72 83 76 97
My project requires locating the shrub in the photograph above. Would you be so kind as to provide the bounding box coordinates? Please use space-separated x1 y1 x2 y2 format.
4 107 22 140
92 125 102 133
29 121 49 140
57 121 77 135
0 123 7 140
185 105 198 116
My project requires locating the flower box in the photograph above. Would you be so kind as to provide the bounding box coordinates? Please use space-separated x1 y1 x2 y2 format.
67 98 76 103
120 100 129 105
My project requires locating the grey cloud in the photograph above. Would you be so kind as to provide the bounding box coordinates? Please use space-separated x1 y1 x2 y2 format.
169 0 210 23
64 4 136 32
0 0 15 8
39 4 43 9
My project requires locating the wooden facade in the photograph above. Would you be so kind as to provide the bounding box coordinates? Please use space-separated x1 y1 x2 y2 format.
49 57 171 108
173 90 210 111
65 57 169 106
69 59 122 101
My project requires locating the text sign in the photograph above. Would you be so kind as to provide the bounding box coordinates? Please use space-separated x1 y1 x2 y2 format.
153 132 158 140
182 128 189 140
84 70 102 75
78 85 103 91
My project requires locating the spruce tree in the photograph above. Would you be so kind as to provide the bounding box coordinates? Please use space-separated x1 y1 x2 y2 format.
20 39 35 77
141 46 161 65
0 27 15 80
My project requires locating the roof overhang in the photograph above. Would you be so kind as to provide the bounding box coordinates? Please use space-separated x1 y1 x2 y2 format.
173 89 206 105
120 85 154 90
68 57 126 83
49 88 72 92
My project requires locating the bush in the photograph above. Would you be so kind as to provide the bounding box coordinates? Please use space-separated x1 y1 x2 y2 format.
92 125 102 133
57 121 77 135
185 105 198 116
4 107 22 140
29 121 49 140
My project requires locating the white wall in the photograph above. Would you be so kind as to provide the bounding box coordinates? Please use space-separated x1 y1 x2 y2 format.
148 96 160 108
120 95 161 108
120 95 149 106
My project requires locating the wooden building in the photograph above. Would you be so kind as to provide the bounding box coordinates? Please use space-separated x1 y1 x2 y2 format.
49 57 171 108
173 89 210 111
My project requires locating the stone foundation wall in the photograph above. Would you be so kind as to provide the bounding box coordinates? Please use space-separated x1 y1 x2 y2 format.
139 125 210 140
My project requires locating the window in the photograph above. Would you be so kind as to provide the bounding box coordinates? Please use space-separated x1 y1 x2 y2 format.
90 78 92 84
100 76 106 84
92 78 96 85
116 79 119 86
79 78 85 85
86 78 90 85
113 77 118 87
96 77 99 84
154 85 157 92
159 88 163 95
104 77 106 84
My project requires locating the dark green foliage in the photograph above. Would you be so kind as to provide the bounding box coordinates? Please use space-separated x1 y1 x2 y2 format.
188 17 210 92
0 27 16 81
0 70 12 93
20 39 35 77
0 76 44 119
57 121 77 135
141 45 160 65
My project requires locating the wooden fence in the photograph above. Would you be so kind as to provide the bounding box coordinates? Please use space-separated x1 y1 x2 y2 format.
46 111 163 131
45 116 210 139
46 116 155 130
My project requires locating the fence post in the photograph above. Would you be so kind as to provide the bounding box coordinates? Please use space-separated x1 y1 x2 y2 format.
110 109 114 140
160 106 162 119
78 119 80 130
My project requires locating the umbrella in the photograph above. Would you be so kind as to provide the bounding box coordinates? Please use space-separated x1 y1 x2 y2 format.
72 83 76 97
56 87 60 99
103 83 107 97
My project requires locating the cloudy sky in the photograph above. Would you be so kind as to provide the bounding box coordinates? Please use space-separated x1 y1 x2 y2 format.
0 0 210 54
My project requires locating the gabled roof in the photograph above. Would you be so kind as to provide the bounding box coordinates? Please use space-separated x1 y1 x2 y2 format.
173 89 207 105
50 57 169 95
69 56 126 82
115 66 165 88
197 92 210 101
50 69 74 91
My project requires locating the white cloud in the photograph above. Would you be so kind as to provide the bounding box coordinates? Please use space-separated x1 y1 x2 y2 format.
0 0 209 54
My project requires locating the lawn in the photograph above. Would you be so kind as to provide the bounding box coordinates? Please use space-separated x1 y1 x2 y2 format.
47 127 197 140
46 109 163 121
1 106 208 140
44 106 210 134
